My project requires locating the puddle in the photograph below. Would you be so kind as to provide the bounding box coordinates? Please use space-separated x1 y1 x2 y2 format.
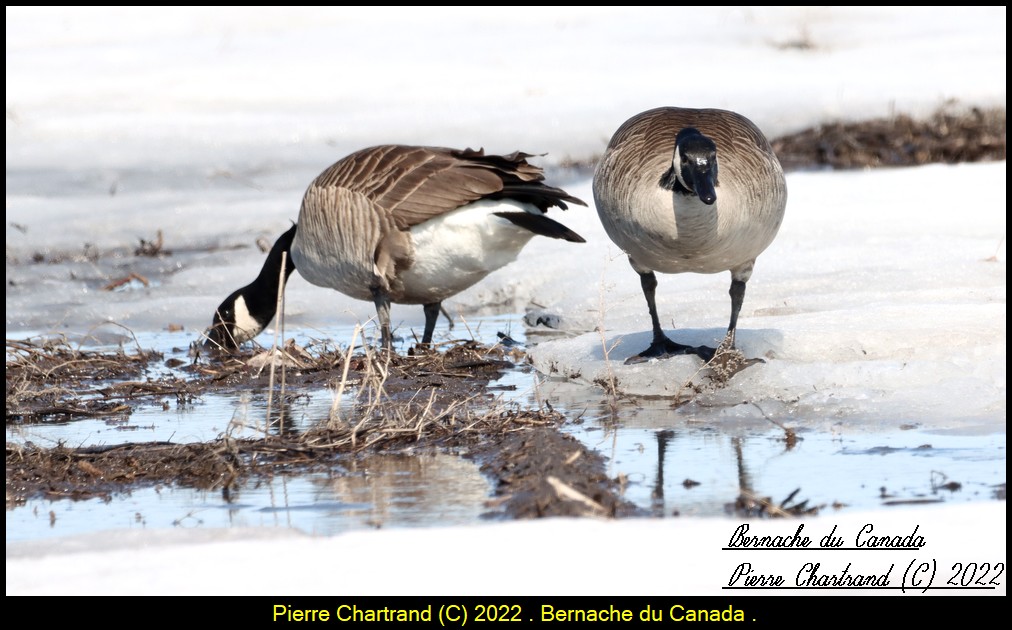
568 421 1004 516
532 379 1006 516
6 314 1006 545
6 316 533 544
5 452 491 544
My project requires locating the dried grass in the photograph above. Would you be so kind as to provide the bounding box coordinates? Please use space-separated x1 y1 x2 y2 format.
772 105 1006 171
5 333 580 509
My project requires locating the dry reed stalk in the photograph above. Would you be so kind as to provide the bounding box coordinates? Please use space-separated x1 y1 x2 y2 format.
265 252 287 430
547 476 608 516
277 256 288 431
594 260 623 417
328 324 362 429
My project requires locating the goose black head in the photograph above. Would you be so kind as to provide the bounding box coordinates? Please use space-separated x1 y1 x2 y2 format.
671 127 718 205
203 223 298 351
206 286 263 351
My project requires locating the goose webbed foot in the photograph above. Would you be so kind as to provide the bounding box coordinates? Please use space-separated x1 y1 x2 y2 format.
624 333 765 380
625 337 713 365
694 344 719 363
407 341 438 356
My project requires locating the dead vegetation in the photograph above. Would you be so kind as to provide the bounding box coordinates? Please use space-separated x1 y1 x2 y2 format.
6 335 637 517
772 105 1006 171
5 403 575 507
731 488 823 518
6 335 160 422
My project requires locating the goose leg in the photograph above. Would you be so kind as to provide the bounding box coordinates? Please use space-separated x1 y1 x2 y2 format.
706 277 764 375
440 304 454 330
690 279 749 362
371 286 393 350
627 271 703 364
724 278 746 348
421 302 442 345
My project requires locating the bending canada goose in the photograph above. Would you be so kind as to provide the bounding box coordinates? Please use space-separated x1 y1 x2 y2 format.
593 107 786 363
207 145 586 350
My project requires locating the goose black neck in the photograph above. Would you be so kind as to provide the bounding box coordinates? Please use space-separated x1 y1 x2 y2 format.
243 223 298 316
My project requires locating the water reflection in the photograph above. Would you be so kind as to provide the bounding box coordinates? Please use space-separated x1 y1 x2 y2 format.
530 376 1006 518
6 452 492 543
303 453 493 530
651 429 673 516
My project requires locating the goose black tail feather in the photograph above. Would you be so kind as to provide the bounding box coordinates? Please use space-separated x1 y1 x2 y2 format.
494 212 586 243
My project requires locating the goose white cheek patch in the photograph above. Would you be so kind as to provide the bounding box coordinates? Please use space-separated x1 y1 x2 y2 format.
232 296 261 342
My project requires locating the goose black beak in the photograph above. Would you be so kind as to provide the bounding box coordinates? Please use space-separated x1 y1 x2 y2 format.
201 301 244 352
201 322 233 352
690 167 717 205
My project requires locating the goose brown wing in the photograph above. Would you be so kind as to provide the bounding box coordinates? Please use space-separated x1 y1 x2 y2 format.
308 145 584 231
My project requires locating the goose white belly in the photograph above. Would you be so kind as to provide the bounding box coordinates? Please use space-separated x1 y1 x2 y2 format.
398 200 539 304
290 198 544 305
600 185 779 276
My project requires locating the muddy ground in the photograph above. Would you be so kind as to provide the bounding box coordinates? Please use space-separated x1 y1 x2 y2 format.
6 106 1006 521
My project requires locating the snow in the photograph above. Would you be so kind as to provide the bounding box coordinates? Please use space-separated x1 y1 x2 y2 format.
5 6 1006 596
524 164 1005 427
6 502 1003 595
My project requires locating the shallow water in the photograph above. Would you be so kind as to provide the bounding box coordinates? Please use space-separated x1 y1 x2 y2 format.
558 406 1005 518
5 316 1006 544
6 452 492 544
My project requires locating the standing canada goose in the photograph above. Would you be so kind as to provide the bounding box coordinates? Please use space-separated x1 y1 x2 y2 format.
206 145 586 351
593 107 786 364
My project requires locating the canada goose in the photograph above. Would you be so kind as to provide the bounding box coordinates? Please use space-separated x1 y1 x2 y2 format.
593 107 786 363
206 145 586 350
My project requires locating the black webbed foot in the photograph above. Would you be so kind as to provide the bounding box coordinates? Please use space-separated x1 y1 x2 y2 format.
625 337 713 365
624 334 765 382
